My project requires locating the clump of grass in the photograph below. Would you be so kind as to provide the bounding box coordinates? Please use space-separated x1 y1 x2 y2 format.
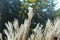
4 7 34 40
28 23 43 40
44 19 60 40
0 7 60 40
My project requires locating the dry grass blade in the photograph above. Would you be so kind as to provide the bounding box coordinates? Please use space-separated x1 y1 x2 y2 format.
0 33 2 40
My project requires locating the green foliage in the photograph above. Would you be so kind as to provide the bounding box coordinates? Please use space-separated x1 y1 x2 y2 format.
54 9 60 18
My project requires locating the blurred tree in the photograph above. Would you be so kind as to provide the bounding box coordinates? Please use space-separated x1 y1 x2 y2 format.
0 0 21 33
54 9 60 18
0 0 58 33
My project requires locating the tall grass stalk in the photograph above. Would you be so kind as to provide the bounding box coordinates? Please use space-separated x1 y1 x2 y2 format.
0 33 2 40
